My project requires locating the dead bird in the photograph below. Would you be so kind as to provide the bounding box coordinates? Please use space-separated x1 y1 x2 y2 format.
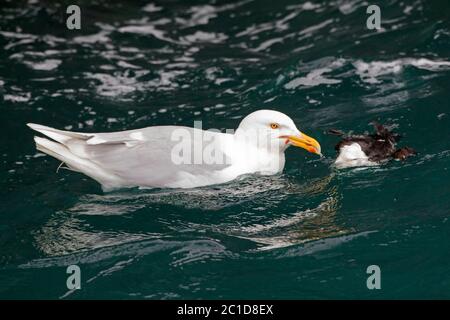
328 122 416 168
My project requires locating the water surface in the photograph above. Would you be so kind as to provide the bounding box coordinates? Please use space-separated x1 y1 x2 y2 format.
0 0 450 299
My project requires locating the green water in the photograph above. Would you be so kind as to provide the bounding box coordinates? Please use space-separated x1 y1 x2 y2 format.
0 0 449 299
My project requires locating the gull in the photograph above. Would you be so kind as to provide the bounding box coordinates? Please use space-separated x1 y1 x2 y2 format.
27 110 321 191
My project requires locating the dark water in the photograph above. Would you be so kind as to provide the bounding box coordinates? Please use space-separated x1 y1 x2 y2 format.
1 0 449 299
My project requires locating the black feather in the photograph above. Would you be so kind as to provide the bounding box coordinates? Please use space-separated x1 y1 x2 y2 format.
332 123 415 163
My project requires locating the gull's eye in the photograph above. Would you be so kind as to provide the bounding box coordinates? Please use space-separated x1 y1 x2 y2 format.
270 123 279 129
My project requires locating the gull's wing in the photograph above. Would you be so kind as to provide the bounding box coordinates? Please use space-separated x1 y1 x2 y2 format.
28 124 233 189
78 126 233 187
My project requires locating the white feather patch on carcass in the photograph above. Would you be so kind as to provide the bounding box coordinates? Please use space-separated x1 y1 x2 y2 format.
334 143 378 169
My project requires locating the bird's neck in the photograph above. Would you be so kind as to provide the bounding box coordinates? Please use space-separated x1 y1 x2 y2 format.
230 133 286 175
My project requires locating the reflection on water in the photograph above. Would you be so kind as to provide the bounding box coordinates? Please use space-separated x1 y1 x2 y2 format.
71 174 295 212
30 173 345 257
22 238 231 269
274 230 376 258
33 214 157 256
22 172 354 299
234 192 347 251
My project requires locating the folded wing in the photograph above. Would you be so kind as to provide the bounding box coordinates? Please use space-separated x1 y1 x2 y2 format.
27 123 231 190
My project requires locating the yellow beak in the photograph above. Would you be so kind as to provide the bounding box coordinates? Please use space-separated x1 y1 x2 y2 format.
283 132 322 156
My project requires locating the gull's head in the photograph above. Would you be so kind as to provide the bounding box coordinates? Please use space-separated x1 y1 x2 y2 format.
235 110 322 156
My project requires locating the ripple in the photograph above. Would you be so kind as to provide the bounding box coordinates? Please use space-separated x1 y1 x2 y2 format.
84 70 150 97
274 230 376 258
182 31 228 44
228 191 348 251
73 31 111 44
4 92 31 102
142 3 162 13
354 58 450 84
24 59 61 71
20 238 230 269
279 57 346 89
118 25 178 44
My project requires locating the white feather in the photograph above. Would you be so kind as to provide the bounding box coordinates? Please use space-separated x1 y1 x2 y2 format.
334 143 378 169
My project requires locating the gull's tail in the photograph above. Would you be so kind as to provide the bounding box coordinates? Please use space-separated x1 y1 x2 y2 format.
27 123 120 190
27 123 89 166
